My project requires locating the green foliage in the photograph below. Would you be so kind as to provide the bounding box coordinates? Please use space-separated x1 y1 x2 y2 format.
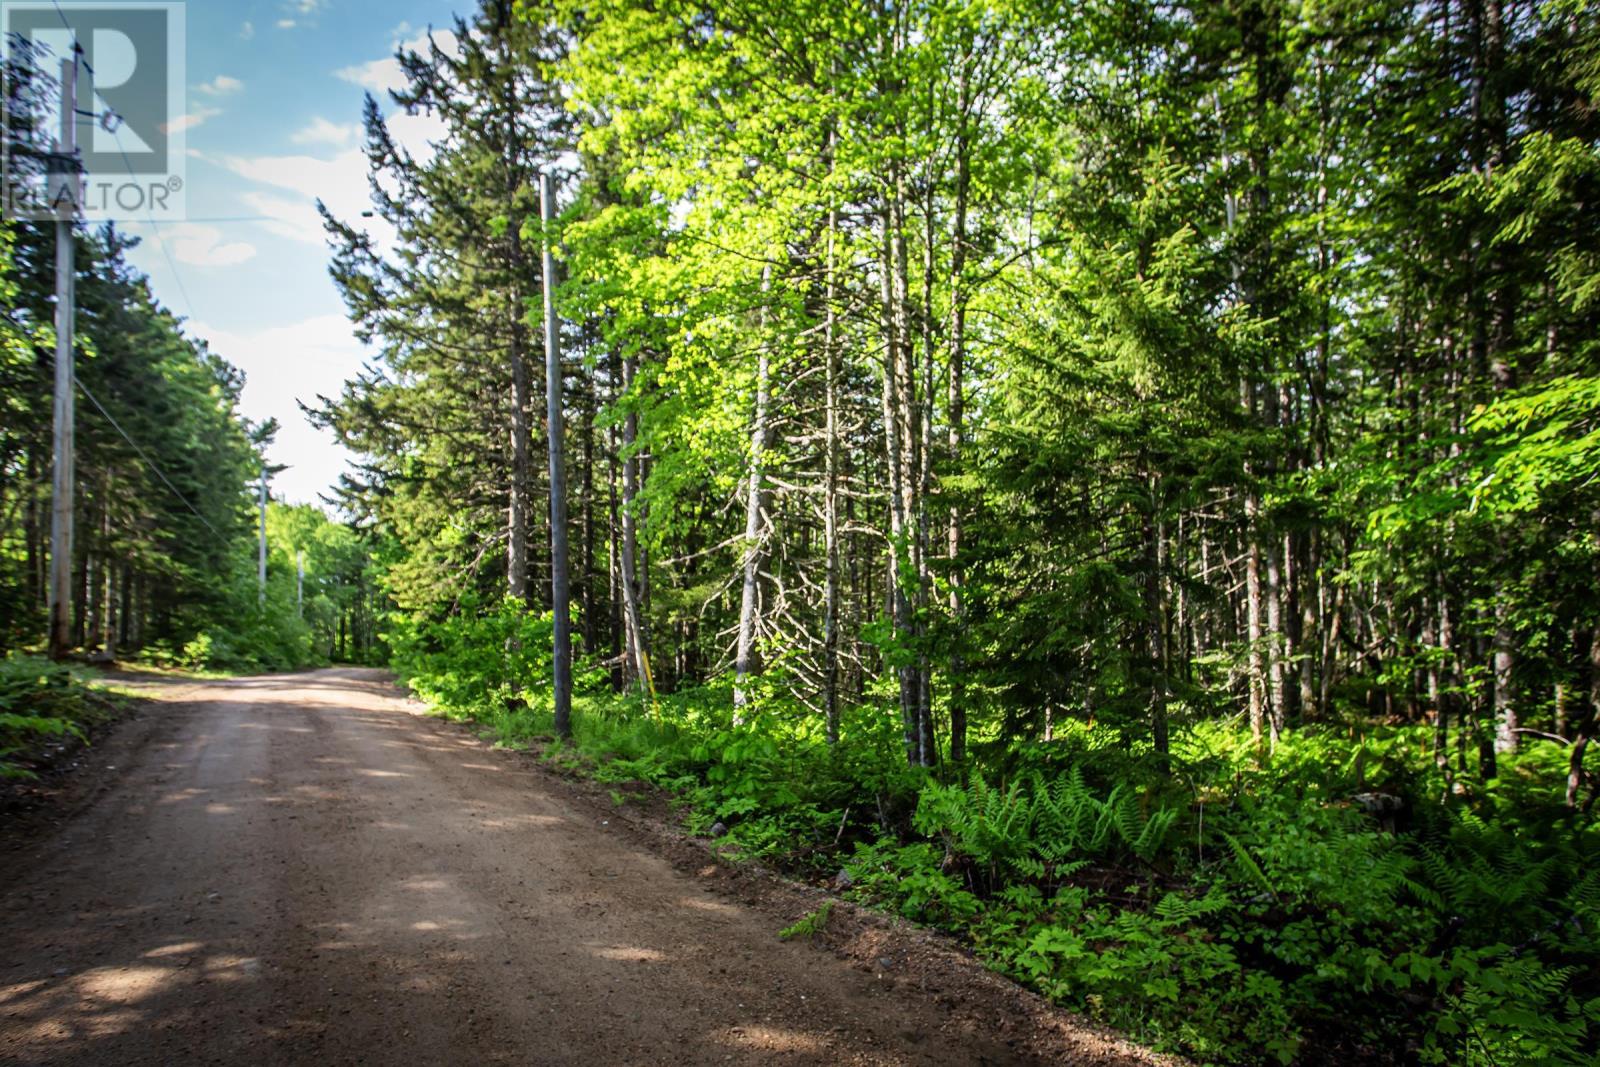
912 769 1178 887
303 0 1600 1063
389 595 557 721
0 654 114 777
396 585 1600 1064
777 901 833 942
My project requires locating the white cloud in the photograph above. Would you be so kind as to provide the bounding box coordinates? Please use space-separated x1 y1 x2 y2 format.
274 0 324 31
335 28 458 96
196 75 243 96
239 21 255 40
188 314 371 505
221 108 444 245
291 116 359 148
237 188 329 246
162 106 221 135
223 151 367 244
164 224 257 267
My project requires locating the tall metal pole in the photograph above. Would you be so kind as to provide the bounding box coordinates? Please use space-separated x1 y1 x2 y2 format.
47 56 77 659
258 468 268 607
540 171 572 738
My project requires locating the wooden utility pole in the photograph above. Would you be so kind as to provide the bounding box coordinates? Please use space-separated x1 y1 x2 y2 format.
540 171 572 737
47 56 78 660
258 468 268 607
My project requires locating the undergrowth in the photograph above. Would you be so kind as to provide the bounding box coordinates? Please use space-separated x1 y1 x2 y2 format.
390 613 1600 1066
0 654 130 778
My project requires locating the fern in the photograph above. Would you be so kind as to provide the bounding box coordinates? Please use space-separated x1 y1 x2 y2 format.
1222 831 1276 897
916 767 1183 888
778 901 833 942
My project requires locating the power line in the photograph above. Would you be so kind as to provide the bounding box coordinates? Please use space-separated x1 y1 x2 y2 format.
73 371 231 546
43 0 93 74
109 127 198 322
157 215 280 224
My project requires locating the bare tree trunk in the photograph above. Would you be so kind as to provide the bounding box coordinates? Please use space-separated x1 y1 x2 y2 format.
946 57 972 766
606 348 624 691
24 448 41 612
1569 619 1599 809
1245 485 1267 745
581 352 598 657
1144 475 1169 762
878 193 916 765
118 560 133 649
1492 603 1517 753
540 171 572 738
99 474 115 657
508 315 532 602
86 478 105 654
1265 536 1285 744
619 353 652 695
734 267 775 719
823 197 842 746
1571 520 1600 808
1299 530 1317 718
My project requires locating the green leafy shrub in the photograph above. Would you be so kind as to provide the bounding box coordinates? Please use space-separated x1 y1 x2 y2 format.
391 610 1600 1066
913 769 1180 888
0 655 108 778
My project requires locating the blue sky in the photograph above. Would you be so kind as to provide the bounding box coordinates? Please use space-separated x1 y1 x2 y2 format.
120 0 466 505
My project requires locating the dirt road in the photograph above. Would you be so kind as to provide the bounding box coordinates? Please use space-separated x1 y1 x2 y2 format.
1 669 1164 1066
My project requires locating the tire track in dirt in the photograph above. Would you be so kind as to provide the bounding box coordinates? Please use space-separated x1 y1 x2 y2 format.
0 669 1170 1066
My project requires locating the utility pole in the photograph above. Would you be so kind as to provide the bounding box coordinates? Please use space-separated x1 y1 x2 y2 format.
47 56 78 660
540 170 572 738
258 468 268 608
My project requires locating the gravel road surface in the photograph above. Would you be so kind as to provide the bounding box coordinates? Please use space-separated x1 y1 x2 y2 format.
0 669 1168 1066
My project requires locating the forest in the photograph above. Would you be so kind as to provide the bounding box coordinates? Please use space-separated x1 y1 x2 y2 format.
5 0 1600 1063
0 210 382 671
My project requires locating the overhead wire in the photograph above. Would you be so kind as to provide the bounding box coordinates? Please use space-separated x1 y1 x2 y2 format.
73 371 232 546
38 19 280 534
110 128 199 322
26 18 245 549
45 0 93 73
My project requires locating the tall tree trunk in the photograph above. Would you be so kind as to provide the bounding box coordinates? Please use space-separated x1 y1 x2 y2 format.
734 268 775 719
1144 475 1169 763
1570 525 1600 809
508 315 533 603
581 351 598 657
606 348 624 691
879 193 916 765
823 195 842 746
619 352 652 695
99 474 114 657
946 57 972 766
118 560 133 649
24 447 40 612
1265 535 1286 744
1245 481 1267 744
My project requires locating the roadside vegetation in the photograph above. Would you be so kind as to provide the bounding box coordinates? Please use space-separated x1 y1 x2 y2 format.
394 606 1599 1065
339 2 1600 1060
0 654 132 778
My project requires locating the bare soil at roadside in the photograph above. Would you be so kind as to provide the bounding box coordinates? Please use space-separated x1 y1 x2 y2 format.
0 668 1175 1066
